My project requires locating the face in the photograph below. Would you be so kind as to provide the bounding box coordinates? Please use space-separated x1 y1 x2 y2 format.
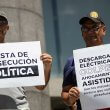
81 20 106 47
0 24 9 43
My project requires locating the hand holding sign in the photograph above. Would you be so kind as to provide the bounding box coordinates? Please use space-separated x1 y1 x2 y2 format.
40 53 52 67
68 87 80 105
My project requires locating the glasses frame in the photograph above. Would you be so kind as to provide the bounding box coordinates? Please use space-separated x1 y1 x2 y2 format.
81 25 102 32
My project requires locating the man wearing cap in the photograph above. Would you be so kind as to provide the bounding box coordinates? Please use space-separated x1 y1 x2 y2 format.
0 12 52 109
61 11 108 110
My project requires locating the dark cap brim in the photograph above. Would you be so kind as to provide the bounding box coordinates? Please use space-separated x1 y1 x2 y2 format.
79 17 101 25
0 15 8 25
0 15 7 20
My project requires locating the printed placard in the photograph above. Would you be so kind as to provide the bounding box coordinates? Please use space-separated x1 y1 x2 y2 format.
73 44 110 110
0 41 45 88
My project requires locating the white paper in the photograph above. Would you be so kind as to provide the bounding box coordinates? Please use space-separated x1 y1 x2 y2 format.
73 44 110 110
0 41 45 88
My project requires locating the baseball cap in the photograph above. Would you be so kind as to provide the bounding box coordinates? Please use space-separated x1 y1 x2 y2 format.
0 11 8 25
79 11 104 25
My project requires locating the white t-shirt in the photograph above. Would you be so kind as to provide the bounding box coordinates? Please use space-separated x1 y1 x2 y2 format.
0 87 30 110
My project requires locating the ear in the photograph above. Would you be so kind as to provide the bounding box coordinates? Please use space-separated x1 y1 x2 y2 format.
5 25 9 32
102 26 106 37
3 25 9 35
103 26 106 35
103 26 106 32
6 25 9 30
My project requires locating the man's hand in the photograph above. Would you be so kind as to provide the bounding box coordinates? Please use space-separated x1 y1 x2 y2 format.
61 85 80 106
68 87 80 105
40 53 52 68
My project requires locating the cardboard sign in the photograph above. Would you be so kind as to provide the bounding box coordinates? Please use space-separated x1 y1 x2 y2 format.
73 44 110 110
0 41 45 88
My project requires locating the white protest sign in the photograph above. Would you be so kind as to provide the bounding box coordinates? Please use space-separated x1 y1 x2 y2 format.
73 44 110 110
0 41 45 88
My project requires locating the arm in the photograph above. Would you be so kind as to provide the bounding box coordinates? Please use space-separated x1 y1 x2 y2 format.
35 53 52 90
61 85 80 106
61 57 80 107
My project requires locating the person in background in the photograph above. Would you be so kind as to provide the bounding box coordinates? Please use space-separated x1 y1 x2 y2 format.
0 11 52 110
61 11 109 110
